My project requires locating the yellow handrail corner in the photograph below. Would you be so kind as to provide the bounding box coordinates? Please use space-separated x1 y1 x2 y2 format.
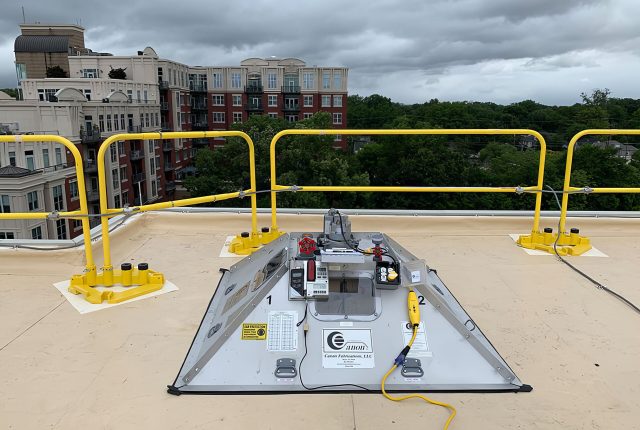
531 129 640 256
0 134 97 285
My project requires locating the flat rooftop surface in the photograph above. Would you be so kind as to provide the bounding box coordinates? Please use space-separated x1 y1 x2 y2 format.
1 212 639 429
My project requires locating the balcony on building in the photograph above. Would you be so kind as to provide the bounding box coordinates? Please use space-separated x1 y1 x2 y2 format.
189 83 207 93
245 83 263 94
282 103 300 113
192 122 208 131
158 81 169 90
190 100 207 111
87 190 100 202
80 128 101 144
84 159 98 173
282 84 301 94
132 172 145 183
130 150 144 161
160 101 169 111
244 101 264 112
192 138 210 146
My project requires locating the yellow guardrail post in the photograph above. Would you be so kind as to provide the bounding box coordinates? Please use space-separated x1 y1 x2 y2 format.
541 129 640 256
268 129 547 248
0 135 97 285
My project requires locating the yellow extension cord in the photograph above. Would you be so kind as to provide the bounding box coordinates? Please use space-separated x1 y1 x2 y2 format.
380 292 458 430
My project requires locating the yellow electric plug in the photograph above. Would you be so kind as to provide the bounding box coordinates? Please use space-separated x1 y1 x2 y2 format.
387 269 398 281
407 289 420 327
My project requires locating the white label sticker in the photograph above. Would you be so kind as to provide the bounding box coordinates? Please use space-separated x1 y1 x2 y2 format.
267 311 298 352
322 329 375 368
411 271 421 283
401 322 432 358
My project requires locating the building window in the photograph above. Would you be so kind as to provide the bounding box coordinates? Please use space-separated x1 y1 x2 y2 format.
53 185 64 211
127 90 132 102
334 72 342 89
38 89 45 101
56 219 67 240
232 94 242 106
42 148 50 168
213 112 225 123
333 112 343 124
212 72 223 88
321 95 331 107
27 191 39 210
286 115 298 122
334 134 342 142
1 195 10 213
110 146 117 163
0 232 15 239
144 113 149 127
322 71 330 89
114 194 121 209
82 68 98 78
233 112 243 123
333 95 343 107
303 113 313 119
155 156 160 169
268 95 277 107
120 114 125 130
55 147 62 166
212 94 224 106
303 72 315 89
113 114 118 131
106 114 112 131
99 115 105 132
303 95 313 107
15 63 26 82
151 180 157 197
73 219 82 230
268 72 277 89
149 156 155 172
31 226 43 240
25 150 35 171
268 112 278 119
70 180 79 199
84 89 92 101
144 90 148 103
120 166 128 181
112 168 120 189
231 72 241 88
118 141 125 155
9 151 16 166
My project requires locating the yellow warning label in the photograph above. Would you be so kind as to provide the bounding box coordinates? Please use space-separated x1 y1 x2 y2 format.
241 323 268 340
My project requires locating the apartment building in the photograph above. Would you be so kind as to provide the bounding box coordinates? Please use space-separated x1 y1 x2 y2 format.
173 57 348 149
1 23 349 239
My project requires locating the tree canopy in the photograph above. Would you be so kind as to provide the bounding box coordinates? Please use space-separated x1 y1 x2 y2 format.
185 89 640 211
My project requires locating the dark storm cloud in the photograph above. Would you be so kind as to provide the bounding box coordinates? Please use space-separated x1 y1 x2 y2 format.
1 0 639 104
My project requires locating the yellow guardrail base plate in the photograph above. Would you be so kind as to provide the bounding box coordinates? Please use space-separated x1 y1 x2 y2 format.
68 268 165 304
517 230 592 256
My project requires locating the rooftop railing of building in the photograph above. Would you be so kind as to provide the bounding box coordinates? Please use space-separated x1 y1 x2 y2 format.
244 102 264 111
189 83 207 92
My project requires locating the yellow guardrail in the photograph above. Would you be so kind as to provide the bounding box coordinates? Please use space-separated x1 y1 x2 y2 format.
269 129 548 234
531 129 640 256
95 131 260 288
0 134 97 281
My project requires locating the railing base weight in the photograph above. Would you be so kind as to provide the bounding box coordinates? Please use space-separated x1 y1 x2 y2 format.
228 227 286 255
68 265 165 304
517 229 592 256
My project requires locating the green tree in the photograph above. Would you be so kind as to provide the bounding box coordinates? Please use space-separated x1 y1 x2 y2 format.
108 67 127 80
46 66 67 78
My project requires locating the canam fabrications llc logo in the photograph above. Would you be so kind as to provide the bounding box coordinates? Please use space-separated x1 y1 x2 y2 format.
326 331 369 351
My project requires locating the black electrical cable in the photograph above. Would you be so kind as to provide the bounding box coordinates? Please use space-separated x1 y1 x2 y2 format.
296 302 308 327
545 185 640 315
298 330 371 391
335 210 399 268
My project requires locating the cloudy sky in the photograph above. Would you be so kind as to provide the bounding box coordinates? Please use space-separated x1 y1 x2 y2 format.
1 0 639 105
